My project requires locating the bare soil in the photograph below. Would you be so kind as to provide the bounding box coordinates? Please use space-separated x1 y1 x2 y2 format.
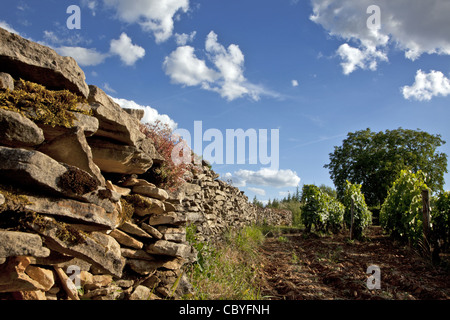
258 226 450 300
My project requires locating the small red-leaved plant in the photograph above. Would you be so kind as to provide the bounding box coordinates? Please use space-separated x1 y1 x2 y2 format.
140 120 201 192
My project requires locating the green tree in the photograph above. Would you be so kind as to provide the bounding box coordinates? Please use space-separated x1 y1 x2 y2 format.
252 196 264 208
324 128 447 207
318 184 337 198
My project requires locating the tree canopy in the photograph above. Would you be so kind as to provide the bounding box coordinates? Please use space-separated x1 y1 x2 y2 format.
324 128 448 207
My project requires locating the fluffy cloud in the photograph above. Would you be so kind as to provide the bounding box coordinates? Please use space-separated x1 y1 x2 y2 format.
110 33 146 66
336 43 387 75
310 0 450 73
111 97 178 130
163 46 219 87
54 33 144 67
55 46 108 66
248 187 266 196
402 70 450 101
291 80 299 87
103 0 189 43
174 31 196 45
225 168 300 188
164 31 278 101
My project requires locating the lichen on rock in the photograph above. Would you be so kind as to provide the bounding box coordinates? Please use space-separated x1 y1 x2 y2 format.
0 79 90 128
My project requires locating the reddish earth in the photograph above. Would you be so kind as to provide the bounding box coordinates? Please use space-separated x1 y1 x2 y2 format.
258 226 450 300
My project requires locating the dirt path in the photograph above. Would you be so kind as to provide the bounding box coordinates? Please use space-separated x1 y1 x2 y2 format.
258 226 450 300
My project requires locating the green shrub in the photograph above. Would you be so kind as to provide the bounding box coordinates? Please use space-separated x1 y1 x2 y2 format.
301 185 328 232
432 191 450 250
342 180 372 238
301 184 345 233
325 193 345 233
380 170 428 245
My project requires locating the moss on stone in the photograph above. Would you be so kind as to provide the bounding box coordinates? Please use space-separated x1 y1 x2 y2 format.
57 167 99 196
25 212 88 246
124 194 152 209
0 185 32 213
0 78 90 128
119 198 134 225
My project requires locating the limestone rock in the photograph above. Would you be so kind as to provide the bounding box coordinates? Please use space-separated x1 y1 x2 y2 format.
0 27 89 98
25 215 125 277
115 279 134 288
105 180 131 196
38 111 99 141
109 229 143 250
132 195 166 216
158 226 186 243
121 177 155 188
133 185 169 201
120 248 155 261
0 109 45 148
146 240 192 259
24 195 117 230
0 146 98 199
38 128 105 186
88 137 153 174
25 266 55 291
0 72 14 90
88 86 145 146
140 223 163 239
82 285 121 300
148 212 186 226
53 267 80 300
124 108 145 121
13 290 47 300
83 274 112 291
0 257 46 293
0 231 50 258
127 257 185 275
129 285 150 300
119 221 152 239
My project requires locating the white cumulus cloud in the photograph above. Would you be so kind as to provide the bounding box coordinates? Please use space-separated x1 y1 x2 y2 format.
310 0 450 74
248 187 266 196
163 46 219 87
111 97 178 130
54 33 145 67
164 31 278 101
402 70 450 101
225 168 301 188
110 32 146 66
174 31 196 45
336 43 387 75
103 0 190 43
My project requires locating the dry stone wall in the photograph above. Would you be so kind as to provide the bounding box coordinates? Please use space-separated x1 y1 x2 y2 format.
171 162 293 242
0 27 291 300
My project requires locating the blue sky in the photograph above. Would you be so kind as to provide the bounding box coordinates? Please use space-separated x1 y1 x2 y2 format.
2 0 450 203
